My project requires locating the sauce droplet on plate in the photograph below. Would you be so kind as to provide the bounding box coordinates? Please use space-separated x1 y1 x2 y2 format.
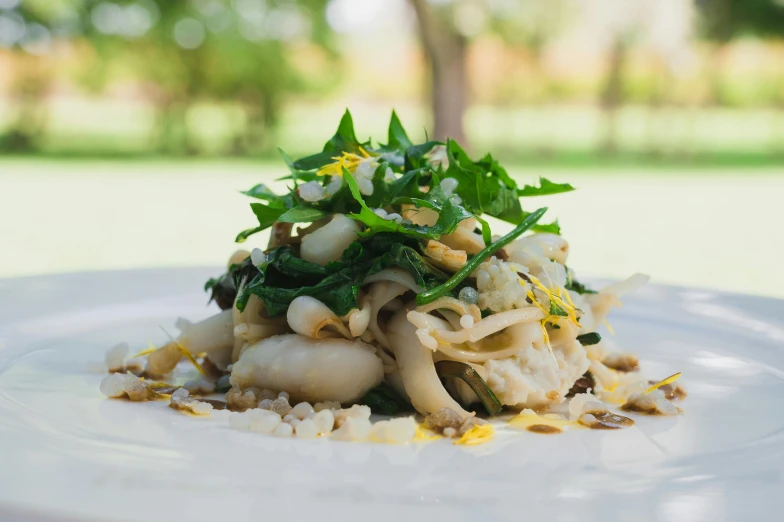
527 424 562 434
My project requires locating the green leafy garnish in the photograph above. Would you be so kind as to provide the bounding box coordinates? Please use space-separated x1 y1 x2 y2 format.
565 275 597 295
291 109 367 172
209 110 579 321
344 167 473 240
276 207 329 224
576 332 602 346
549 301 569 317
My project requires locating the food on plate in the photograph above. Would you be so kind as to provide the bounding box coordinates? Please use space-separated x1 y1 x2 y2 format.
99 110 684 444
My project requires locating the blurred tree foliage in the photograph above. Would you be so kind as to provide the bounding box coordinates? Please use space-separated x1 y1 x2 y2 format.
78 0 337 154
0 0 64 152
2 0 338 154
697 0 784 42
697 0 784 107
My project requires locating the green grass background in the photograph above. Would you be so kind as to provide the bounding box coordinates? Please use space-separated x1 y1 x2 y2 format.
3 158 782 298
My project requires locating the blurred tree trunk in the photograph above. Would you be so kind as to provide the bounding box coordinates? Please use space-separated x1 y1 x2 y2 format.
599 36 628 155
408 0 468 146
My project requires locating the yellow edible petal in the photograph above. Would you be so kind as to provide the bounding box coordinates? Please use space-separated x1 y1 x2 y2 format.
644 372 682 394
454 424 495 446
131 342 158 358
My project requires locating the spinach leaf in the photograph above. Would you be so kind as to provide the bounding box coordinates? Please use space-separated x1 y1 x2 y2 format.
204 258 259 310
359 382 412 415
238 234 449 317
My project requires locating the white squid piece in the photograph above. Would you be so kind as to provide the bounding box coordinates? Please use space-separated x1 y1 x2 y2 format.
230 334 384 404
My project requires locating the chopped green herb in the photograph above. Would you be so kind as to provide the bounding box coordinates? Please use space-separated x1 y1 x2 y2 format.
576 332 602 346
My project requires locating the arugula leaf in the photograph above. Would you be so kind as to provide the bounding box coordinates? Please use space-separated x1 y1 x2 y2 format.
444 139 524 224
277 206 329 223
235 203 286 243
376 110 413 154
518 177 575 197
344 168 473 240
291 109 365 171
475 153 518 189
240 184 295 208
440 142 566 235
404 140 442 171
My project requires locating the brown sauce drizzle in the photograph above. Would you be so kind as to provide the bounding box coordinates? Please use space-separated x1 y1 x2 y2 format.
153 386 180 396
620 402 681 416
581 410 635 429
200 399 228 410
527 424 562 434
602 354 640 373
567 372 595 397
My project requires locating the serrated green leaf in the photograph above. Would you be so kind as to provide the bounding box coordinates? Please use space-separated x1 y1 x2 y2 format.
235 202 286 243
276 206 329 223
518 177 576 197
240 184 292 207
344 168 473 240
292 109 364 171
387 110 412 150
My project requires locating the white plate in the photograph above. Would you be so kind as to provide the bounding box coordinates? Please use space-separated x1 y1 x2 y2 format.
1 269 784 522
